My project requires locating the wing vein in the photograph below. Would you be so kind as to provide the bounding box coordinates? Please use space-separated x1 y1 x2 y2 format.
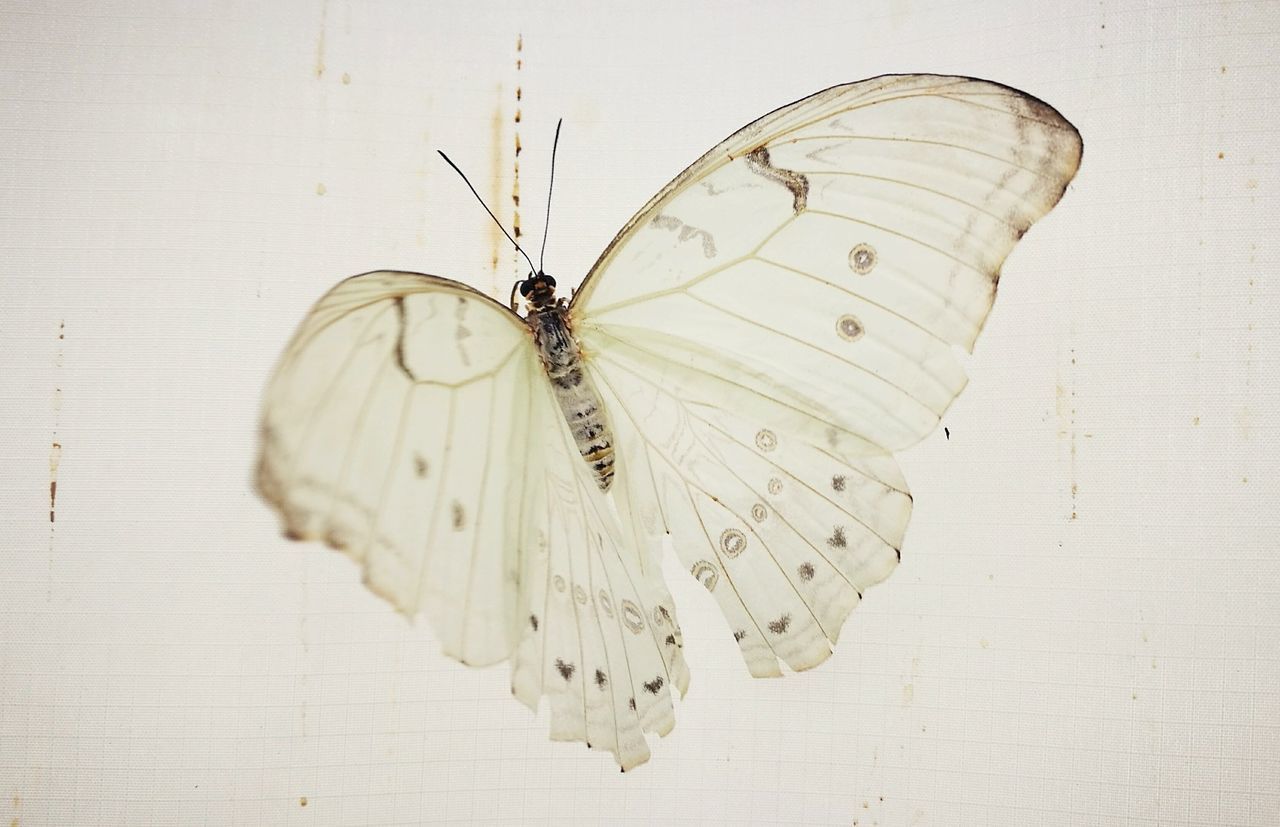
323 351 400 540
282 302 397 488
364 376 418 572
681 291 937 425
786 134 1055 179
799 169 1021 230
460 373 501 659
804 207 990 280
589 327 890 451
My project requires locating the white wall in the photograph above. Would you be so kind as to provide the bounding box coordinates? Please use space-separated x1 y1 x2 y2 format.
1 1 1276 824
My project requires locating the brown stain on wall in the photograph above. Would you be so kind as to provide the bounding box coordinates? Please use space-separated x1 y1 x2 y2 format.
489 101 505 272
315 0 328 78
48 321 64 602
486 34 525 277
512 35 523 248
49 444 61 522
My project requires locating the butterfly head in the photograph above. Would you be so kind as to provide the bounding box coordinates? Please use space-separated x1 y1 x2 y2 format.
518 271 558 311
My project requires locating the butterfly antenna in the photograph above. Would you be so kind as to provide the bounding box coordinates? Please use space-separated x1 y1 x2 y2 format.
538 118 563 273
437 150 538 276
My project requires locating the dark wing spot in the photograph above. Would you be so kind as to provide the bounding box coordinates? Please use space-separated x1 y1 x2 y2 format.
451 501 465 531
768 614 791 635
628 697 636 711
828 526 847 549
658 605 672 623
665 634 676 645
413 454 429 477
798 562 815 582
733 629 747 642
392 297 418 381
944 427 950 440
555 658 575 681
642 676 665 695
594 669 607 689
529 614 539 631
744 145 809 214
831 474 846 492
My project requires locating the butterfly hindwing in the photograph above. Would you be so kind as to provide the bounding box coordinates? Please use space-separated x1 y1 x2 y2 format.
590 330 911 676
511 381 689 768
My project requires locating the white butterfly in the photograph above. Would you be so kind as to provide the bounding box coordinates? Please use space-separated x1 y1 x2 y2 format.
257 74 1082 769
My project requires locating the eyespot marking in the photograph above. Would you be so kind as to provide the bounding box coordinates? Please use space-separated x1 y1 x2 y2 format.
768 478 783 495
553 575 566 593
621 600 645 633
837 315 864 342
849 243 877 274
573 585 588 604
720 528 747 558
755 429 777 451
831 474 846 492
598 590 613 617
692 560 719 591
751 503 767 522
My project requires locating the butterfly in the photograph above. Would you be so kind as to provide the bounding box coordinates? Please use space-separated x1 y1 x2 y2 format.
256 74 1082 769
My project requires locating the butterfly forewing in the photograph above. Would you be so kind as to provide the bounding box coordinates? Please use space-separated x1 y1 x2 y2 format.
258 270 688 769
574 74 1080 676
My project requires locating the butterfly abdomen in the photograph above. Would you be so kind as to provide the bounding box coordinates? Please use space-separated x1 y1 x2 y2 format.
530 306 615 490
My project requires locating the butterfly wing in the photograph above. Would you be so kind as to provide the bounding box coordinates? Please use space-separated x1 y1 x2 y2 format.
511 375 689 769
257 270 687 768
572 75 1081 676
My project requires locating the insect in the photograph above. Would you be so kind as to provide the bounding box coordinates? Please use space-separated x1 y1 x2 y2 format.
257 74 1082 770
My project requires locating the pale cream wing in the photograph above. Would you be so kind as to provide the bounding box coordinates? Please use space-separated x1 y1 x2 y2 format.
258 270 539 667
257 270 688 768
573 75 1081 674
510 374 690 770
588 329 911 677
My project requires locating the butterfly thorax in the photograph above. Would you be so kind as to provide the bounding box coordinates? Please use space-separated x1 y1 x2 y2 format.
523 275 615 491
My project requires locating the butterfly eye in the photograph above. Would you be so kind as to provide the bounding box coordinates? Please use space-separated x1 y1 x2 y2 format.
542 274 556 289
519 279 535 297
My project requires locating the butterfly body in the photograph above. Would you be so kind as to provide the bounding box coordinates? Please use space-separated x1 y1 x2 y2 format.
523 272 616 490
258 75 1082 769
